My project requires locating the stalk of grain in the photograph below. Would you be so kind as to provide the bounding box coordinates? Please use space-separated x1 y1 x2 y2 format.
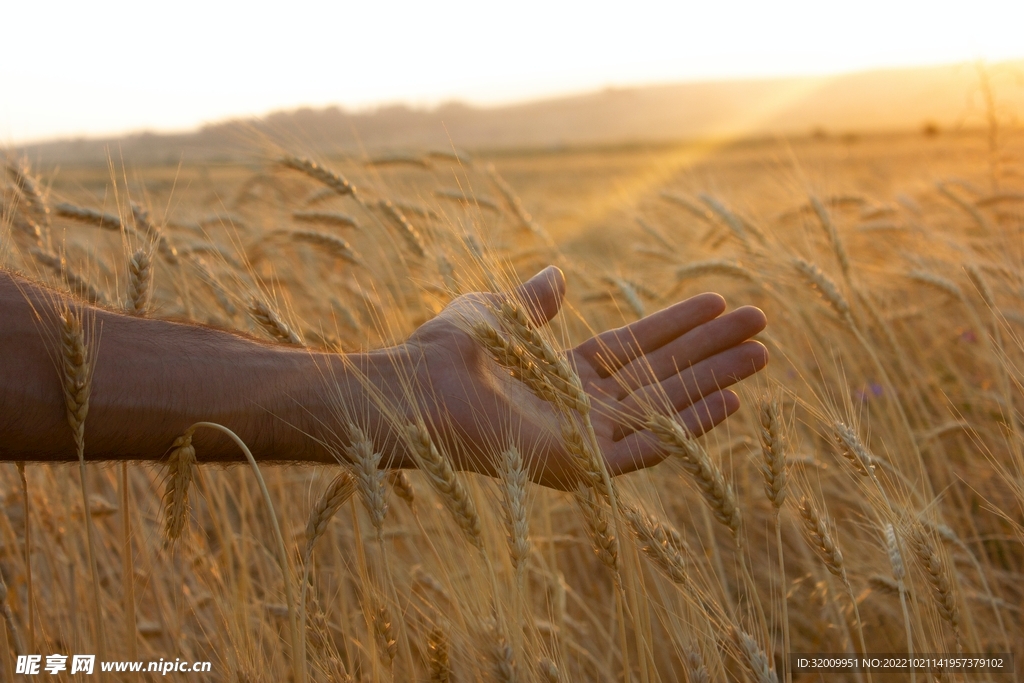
16 463 34 651
810 195 850 280
188 421 306 683
498 447 531 584
908 525 962 650
300 470 356 639
885 523 914 680
758 393 790 682
280 156 357 198
249 297 302 345
126 248 152 315
428 627 450 682
349 424 387 542
379 199 427 257
0 575 24 656
798 497 871 683
119 462 137 658
405 421 483 550
59 307 106 662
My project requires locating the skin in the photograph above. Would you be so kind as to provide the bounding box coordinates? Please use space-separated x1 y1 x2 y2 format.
0 266 767 490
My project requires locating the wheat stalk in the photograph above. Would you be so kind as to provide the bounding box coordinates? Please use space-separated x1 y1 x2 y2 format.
59 306 105 661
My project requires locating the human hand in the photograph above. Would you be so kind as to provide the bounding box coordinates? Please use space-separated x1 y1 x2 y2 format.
398 266 767 489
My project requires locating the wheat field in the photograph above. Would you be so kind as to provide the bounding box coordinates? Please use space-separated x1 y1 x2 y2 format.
1 128 1023 682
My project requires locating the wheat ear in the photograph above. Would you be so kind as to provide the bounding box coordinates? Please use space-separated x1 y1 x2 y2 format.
575 485 618 572
648 414 742 539
119 460 138 658
372 600 397 665
908 525 962 649
758 393 790 681
249 297 303 345
280 156 356 197
163 431 197 541
126 248 152 315
348 424 387 542
379 199 427 257
885 523 914 677
499 447 531 582
60 307 105 661
291 210 359 229
387 470 415 507
406 421 483 550
428 627 450 682
289 230 362 265
737 629 779 683
794 258 852 322
624 505 688 584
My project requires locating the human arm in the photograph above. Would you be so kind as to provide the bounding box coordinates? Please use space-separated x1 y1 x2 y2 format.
0 266 767 488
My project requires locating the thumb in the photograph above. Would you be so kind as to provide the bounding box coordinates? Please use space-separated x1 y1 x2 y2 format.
509 265 566 326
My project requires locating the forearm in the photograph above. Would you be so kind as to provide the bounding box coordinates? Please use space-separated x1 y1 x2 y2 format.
0 270 408 464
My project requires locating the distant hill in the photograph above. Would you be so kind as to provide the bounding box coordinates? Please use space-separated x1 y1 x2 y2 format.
16 60 1024 165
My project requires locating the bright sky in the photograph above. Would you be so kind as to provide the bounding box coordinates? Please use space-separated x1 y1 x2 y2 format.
4 0 1024 144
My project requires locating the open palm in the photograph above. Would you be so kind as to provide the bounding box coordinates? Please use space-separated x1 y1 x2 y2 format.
402 266 768 489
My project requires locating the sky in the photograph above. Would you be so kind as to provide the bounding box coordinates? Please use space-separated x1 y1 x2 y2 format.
4 0 1024 144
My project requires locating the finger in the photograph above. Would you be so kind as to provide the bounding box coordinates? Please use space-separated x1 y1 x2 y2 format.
607 306 767 395
507 265 566 326
605 390 739 476
575 293 726 377
612 341 767 440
